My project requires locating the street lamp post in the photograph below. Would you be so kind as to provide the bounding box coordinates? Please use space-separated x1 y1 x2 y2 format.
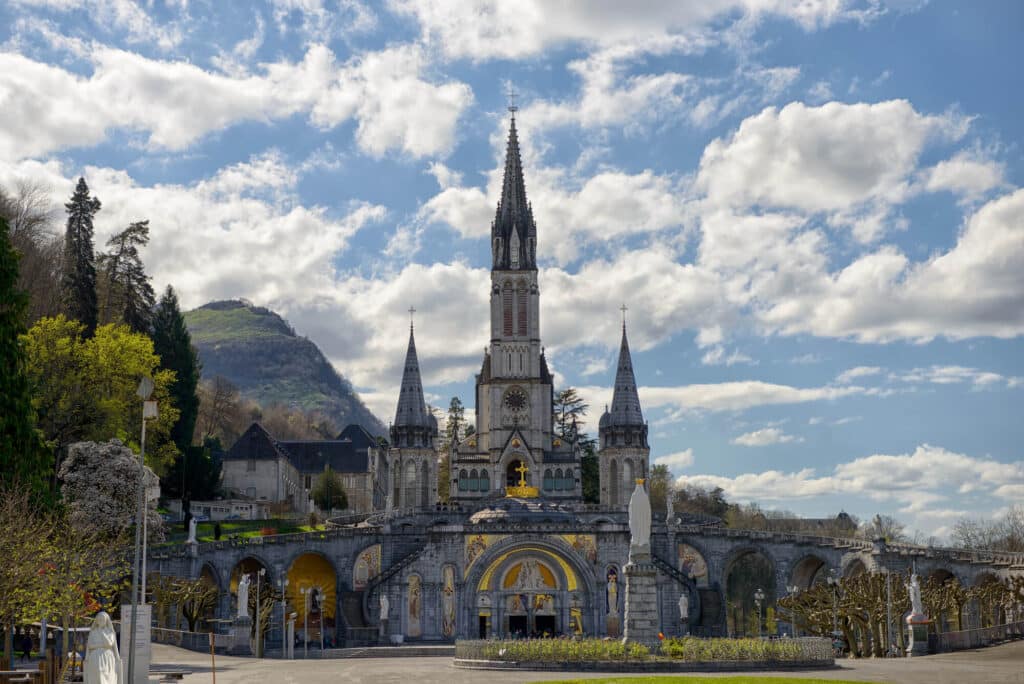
826 569 842 655
255 568 266 658
884 570 894 656
753 588 765 639
786 585 800 637
300 588 309 659
127 377 158 684
280 578 289 658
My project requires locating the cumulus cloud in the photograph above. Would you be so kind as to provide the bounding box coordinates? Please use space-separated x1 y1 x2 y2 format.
11 0 184 49
0 43 472 160
678 444 1024 536
925 151 1005 200
654 449 695 471
731 427 802 446
392 0 877 61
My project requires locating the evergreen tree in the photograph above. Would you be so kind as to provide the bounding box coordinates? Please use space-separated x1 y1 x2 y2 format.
311 466 347 512
0 216 53 501
99 220 155 333
152 285 201 457
61 178 100 336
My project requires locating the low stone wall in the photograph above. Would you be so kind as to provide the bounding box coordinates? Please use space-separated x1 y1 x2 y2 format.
453 658 834 672
151 627 219 653
936 621 1024 653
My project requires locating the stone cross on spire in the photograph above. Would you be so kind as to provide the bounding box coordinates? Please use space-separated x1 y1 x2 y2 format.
491 99 537 271
393 316 430 428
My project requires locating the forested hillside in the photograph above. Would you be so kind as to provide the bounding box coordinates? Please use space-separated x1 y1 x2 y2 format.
184 300 385 437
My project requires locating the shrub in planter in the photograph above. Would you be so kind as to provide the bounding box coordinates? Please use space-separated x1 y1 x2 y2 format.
466 638 649 662
661 636 804 662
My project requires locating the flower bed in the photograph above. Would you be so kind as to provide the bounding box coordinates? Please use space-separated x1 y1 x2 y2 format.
454 636 833 671
456 638 649 662
661 636 813 661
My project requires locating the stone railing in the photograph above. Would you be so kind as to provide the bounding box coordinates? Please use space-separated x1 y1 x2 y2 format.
936 620 1024 652
151 627 220 653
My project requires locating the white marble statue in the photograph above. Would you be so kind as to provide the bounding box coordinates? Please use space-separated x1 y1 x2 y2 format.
607 574 619 616
908 573 924 618
237 574 251 619
627 480 651 549
379 593 390 620
84 611 122 684
666 485 675 525
186 517 197 544
678 592 689 621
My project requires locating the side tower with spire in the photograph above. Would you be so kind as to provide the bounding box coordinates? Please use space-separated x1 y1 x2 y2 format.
598 315 650 509
388 314 439 510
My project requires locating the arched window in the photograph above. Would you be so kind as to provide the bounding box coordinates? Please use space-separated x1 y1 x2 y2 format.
543 469 553 490
624 460 634 495
420 460 430 507
517 283 528 337
510 229 520 269
469 469 479 491
554 468 564 490
480 470 490 493
502 284 513 336
506 460 527 487
609 460 619 506
459 469 469 492
404 461 416 508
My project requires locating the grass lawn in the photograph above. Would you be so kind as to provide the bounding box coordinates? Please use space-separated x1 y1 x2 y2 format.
540 679 864 684
162 519 324 543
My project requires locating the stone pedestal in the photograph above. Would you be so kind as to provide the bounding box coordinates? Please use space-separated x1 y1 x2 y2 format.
906 616 930 657
119 603 151 684
228 616 253 656
622 546 660 652
605 614 620 637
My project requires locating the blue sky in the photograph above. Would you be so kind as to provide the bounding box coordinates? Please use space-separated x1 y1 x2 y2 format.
1 0 1022 539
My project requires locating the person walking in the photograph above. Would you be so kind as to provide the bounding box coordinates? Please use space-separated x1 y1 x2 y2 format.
20 632 33 661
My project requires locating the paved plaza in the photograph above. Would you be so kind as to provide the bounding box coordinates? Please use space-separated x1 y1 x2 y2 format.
149 641 1024 684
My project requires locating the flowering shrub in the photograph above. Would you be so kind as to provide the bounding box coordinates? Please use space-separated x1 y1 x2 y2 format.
660 636 813 662
457 638 649 662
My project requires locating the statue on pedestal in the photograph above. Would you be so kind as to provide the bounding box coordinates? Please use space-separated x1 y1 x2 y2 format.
237 574 251 619
84 611 122 684
379 593 390 620
678 592 689 622
627 480 651 552
907 573 925 619
186 517 197 545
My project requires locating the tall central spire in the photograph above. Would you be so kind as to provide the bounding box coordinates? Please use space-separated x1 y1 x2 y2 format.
394 323 430 428
491 112 537 271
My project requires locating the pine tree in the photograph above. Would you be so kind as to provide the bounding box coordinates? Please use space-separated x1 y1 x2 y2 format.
0 216 53 500
152 286 201 456
61 178 100 336
99 220 155 333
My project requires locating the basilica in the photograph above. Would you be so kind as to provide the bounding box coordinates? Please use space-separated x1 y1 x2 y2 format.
159 112 1017 649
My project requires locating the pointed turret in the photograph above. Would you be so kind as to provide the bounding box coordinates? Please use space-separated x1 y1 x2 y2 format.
607 322 644 426
491 113 537 271
393 323 430 429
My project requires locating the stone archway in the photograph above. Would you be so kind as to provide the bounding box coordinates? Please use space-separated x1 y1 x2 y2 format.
285 552 338 648
843 558 868 578
463 538 598 640
723 548 775 637
790 554 828 589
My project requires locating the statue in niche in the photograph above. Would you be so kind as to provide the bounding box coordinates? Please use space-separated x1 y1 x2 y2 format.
606 568 619 616
236 574 250 619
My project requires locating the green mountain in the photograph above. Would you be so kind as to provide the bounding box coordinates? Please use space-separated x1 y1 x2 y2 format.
184 300 386 436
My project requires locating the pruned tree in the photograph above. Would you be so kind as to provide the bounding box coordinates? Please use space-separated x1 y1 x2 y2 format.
98 220 155 333
195 375 244 444
860 514 908 543
61 178 100 336
176 576 218 632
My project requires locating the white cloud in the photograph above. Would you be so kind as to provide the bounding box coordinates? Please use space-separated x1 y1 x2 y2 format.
654 449 695 470
269 0 376 41
0 44 472 160
697 100 967 241
701 345 755 366
678 444 1024 536
11 0 183 50
807 80 832 102
731 427 802 446
892 365 1020 389
836 366 883 384
925 151 1005 200
391 0 878 61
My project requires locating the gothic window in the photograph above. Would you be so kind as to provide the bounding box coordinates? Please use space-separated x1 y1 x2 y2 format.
624 460 634 493
421 460 430 507
404 461 416 507
459 469 469 492
517 283 528 337
554 468 564 490
510 229 520 268
543 469 553 490
503 284 513 336
469 469 479 491
481 470 490 492
609 460 618 506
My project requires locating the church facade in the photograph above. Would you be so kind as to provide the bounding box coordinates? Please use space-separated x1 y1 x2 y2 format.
155 113 1024 648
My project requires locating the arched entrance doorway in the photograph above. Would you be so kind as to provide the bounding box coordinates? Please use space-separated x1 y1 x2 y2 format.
286 553 338 649
471 544 587 639
506 460 531 487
